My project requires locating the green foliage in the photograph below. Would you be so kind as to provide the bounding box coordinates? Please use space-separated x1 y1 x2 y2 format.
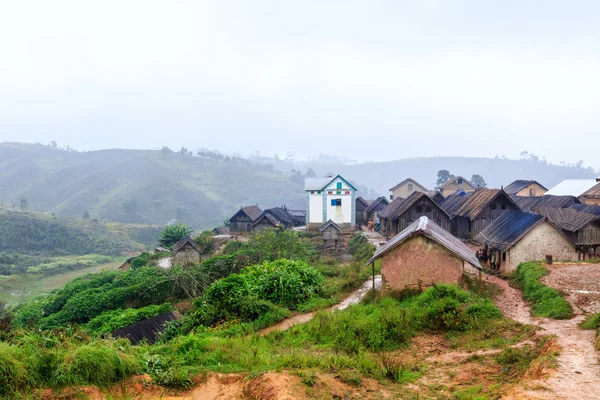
129 252 152 270
247 226 315 262
471 174 487 188
85 303 173 335
222 240 248 255
348 234 376 262
25 254 115 275
511 262 573 319
193 259 323 326
159 224 193 248
580 313 600 330
436 169 454 186
0 342 29 396
193 233 215 256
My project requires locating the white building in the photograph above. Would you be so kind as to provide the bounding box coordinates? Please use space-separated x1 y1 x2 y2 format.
305 174 357 231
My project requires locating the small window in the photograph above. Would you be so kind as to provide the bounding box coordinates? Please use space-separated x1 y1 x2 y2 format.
530 189 535 196
408 183 413 191
317 191 321 194
336 182 342 189
331 199 342 207
457 178 463 184
390 194 393 200
502 252 507 262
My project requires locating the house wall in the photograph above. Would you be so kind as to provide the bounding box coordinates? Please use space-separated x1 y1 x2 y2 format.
381 235 467 292
514 183 547 197
501 221 577 273
308 193 323 224
581 196 600 206
356 201 368 226
385 197 450 237
173 244 201 266
230 213 254 233
251 219 277 232
322 226 341 241
440 180 476 197
307 176 356 231
391 182 426 200
455 197 518 240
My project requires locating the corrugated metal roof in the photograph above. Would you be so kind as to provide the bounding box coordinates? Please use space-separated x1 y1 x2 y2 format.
504 180 548 195
364 196 389 215
453 189 517 220
570 203 600 217
535 207 598 232
367 216 481 269
438 176 475 190
476 211 545 252
546 179 598 196
440 192 472 217
511 195 579 212
389 178 428 192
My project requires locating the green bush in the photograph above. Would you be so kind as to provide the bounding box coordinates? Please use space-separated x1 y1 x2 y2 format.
511 262 573 319
159 224 193 248
348 234 376 262
580 313 600 330
85 303 173 335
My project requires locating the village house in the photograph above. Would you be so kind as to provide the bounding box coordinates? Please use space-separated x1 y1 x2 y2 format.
437 176 476 198
477 211 577 273
363 196 389 224
305 174 357 232
510 195 580 212
570 203 600 217
535 207 600 259
380 191 451 237
546 178 600 205
172 236 202 266
444 188 520 240
320 219 342 251
287 209 307 225
367 216 481 293
504 180 548 197
228 205 263 233
355 197 370 226
251 207 296 232
389 178 428 201
426 190 445 205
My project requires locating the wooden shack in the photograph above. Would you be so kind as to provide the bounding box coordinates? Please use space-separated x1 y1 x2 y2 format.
172 236 201 266
535 207 600 258
364 196 389 223
380 192 451 237
251 207 296 232
229 205 263 233
448 188 519 240
367 216 481 293
320 220 342 250
355 197 370 226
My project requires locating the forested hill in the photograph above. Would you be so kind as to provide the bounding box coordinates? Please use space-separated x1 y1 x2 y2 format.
0 143 305 229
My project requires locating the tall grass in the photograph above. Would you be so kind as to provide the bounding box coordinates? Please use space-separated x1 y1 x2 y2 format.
511 262 573 319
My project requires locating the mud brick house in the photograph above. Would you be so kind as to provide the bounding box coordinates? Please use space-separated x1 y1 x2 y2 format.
364 196 389 223
535 207 600 258
228 205 263 233
367 216 481 293
477 211 577 273
355 197 370 226
437 176 476 198
445 188 519 240
389 178 428 201
172 236 202 266
251 207 296 232
504 180 548 197
380 191 451 237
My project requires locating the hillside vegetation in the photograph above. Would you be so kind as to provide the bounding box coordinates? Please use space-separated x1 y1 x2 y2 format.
0 143 304 229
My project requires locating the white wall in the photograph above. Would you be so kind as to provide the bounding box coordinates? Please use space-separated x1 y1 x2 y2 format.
309 194 323 223
326 194 352 224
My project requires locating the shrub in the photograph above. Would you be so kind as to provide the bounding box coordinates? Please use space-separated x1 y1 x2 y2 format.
159 224 193 248
511 262 573 319
0 342 29 396
580 313 600 330
348 234 376 262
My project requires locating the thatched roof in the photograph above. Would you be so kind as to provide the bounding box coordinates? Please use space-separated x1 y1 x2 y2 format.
367 216 480 269
476 211 545 252
172 236 201 253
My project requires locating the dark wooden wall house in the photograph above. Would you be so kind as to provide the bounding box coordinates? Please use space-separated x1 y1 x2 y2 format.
320 220 342 250
287 209 307 225
229 205 263 233
251 207 296 232
355 197 370 226
426 190 445 205
364 196 389 223
172 236 202 265
535 207 600 258
448 188 520 240
380 192 451 237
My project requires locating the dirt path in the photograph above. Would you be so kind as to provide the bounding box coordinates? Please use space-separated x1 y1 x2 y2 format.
261 275 382 335
361 230 387 248
482 271 600 399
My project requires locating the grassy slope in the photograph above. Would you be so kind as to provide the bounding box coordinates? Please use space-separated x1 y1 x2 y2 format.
0 143 304 230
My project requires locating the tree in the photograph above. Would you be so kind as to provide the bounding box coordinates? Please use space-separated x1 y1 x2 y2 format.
305 168 317 178
436 170 454 187
471 174 487 188
82 211 90 219
159 224 194 248
19 197 28 211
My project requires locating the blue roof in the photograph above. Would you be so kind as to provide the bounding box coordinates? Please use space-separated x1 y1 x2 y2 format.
476 211 545 251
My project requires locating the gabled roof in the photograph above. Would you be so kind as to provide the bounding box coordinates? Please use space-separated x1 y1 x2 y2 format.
510 195 580 212
389 178 428 192
570 203 600 217
364 196 389 215
112 311 182 345
320 219 341 232
379 197 406 220
251 212 280 227
426 190 444 201
546 179 598 197
581 182 600 199
172 236 201 253
438 176 475 190
229 205 263 222
356 196 371 208
381 191 449 222
504 180 548 195
367 216 481 269
476 211 546 252
453 189 519 220
440 192 473 218
535 207 598 232
304 174 358 191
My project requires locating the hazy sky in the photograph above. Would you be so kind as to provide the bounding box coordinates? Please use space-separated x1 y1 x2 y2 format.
1 1 599 168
